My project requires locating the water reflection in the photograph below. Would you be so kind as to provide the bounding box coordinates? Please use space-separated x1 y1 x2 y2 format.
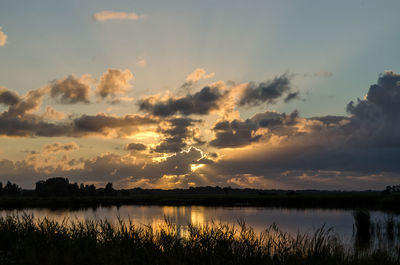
0 206 397 244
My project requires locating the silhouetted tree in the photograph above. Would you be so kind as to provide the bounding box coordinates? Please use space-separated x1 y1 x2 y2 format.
35 177 79 196
78 183 96 195
3 181 22 195
87 184 96 194
223 186 232 194
105 182 114 194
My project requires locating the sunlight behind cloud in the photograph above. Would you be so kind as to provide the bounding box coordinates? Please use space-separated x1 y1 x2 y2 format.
93 11 145 21
190 163 204 172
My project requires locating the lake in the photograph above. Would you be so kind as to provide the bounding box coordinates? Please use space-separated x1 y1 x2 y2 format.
1 206 397 244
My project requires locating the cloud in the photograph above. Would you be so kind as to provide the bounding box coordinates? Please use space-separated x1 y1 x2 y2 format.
49 75 93 104
140 74 298 118
41 107 67 120
344 70 400 148
139 85 226 117
3 142 397 190
0 110 158 138
205 70 400 188
43 142 79 153
3 70 400 190
0 146 206 187
153 118 203 153
95 69 134 100
0 87 20 106
238 74 298 106
126 143 147 151
0 27 7 47
314 72 333 78
2 87 48 118
136 57 147 67
254 110 299 129
209 110 299 148
93 11 144 21
186 68 215 83
71 113 158 137
284 92 300 103
209 119 261 148
0 81 158 138
181 68 215 91
0 116 71 137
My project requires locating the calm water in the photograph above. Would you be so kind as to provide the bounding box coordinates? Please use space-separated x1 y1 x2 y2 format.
1 206 397 243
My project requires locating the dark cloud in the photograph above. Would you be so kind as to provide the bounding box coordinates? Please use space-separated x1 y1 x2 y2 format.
0 117 71 137
209 110 299 148
49 76 91 104
309 115 349 125
126 143 147 151
252 110 299 128
43 142 79 153
207 71 400 186
145 147 203 177
209 139 400 181
343 71 400 149
153 118 202 153
238 74 297 106
0 87 20 106
0 86 72 137
284 92 300 103
0 112 157 137
209 119 261 148
72 114 156 135
3 87 47 118
138 86 226 117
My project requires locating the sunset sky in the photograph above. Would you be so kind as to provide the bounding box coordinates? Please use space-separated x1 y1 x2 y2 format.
1 0 400 189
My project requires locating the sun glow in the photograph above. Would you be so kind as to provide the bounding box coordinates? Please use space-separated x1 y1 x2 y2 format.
127 131 159 140
190 163 204 171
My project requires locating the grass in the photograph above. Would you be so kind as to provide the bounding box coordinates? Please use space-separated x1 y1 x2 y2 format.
0 214 399 265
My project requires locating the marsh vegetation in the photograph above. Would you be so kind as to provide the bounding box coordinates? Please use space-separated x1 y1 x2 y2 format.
0 212 399 265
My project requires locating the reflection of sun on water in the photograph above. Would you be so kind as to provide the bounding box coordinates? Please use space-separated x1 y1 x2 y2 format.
190 206 205 225
162 206 176 218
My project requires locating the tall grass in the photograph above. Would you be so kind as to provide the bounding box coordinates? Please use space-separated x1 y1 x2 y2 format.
0 214 398 265
353 210 371 249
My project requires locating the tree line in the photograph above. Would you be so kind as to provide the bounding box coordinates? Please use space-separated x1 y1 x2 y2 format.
0 177 240 197
1 177 399 197
0 178 114 196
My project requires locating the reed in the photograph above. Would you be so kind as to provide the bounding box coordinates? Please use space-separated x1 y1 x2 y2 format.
0 214 398 265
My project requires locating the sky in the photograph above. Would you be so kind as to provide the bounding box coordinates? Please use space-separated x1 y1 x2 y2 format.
1 0 400 190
